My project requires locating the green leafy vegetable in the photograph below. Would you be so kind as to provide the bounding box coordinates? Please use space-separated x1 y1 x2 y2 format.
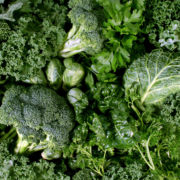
92 0 145 72
0 141 70 180
72 168 97 180
67 88 88 114
0 0 179 179
159 20 180 51
0 85 74 160
102 162 154 180
60 0 103 57
124 49 180 108
46 59 64 90
63 58 85 87
0 21 10 41
145 0 180 51
0 0 67 81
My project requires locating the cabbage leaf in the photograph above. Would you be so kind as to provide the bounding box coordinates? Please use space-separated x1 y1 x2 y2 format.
124 49 180 107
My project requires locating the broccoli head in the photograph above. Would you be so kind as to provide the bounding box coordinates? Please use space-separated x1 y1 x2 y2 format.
60 2 103 57
68 0 96 11
0 85 74 160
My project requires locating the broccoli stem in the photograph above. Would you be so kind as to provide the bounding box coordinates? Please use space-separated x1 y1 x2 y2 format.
61 49 84 58
67 25 78 40
28 143 48 152
15 134 29 154
60 38 85 58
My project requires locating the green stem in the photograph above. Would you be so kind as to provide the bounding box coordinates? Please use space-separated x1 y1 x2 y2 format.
145 136 155 170
136 143 155 170
131 103 144 126
0 78 7 85
0 128 16 141
15 133 29 154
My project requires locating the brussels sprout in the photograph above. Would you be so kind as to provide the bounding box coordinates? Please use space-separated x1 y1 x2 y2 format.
46 59 64 90
67 88 88 114
41 148 61 160
63 58 85 87
23 70 47 85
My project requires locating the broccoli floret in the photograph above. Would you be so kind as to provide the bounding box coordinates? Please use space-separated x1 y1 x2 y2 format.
60 2 103 57
0 85 74 160
68 0 96 11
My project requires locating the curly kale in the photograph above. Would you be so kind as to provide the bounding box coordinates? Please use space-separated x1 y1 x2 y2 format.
161 91 180 127
0 141 70 180
145 0 180 50
0 85 74 160
159 92 180 160
102 162 154 180
0 21 10 41
0 0 67 81
72 169 97 180
60 0 103 57
158 20 180 51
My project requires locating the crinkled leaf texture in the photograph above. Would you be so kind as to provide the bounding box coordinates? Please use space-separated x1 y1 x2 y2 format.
124 49 180 108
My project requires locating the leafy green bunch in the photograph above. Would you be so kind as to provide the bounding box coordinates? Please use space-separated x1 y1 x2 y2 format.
0 0 67 81
123 49 180 179
0 141 70 180
91 0 145 76
145 0 180 51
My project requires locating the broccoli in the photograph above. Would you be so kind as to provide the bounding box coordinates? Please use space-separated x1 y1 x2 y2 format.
68 0 96 11
60 0 103 57
0 85 74 160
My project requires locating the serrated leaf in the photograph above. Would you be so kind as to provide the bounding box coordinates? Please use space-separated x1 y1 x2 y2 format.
126 10 142 23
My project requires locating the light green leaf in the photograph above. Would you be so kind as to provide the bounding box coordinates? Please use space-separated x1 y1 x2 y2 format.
124 49 180 107
120 47 130 61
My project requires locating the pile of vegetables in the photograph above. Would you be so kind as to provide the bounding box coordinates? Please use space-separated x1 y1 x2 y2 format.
0 0 179 179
